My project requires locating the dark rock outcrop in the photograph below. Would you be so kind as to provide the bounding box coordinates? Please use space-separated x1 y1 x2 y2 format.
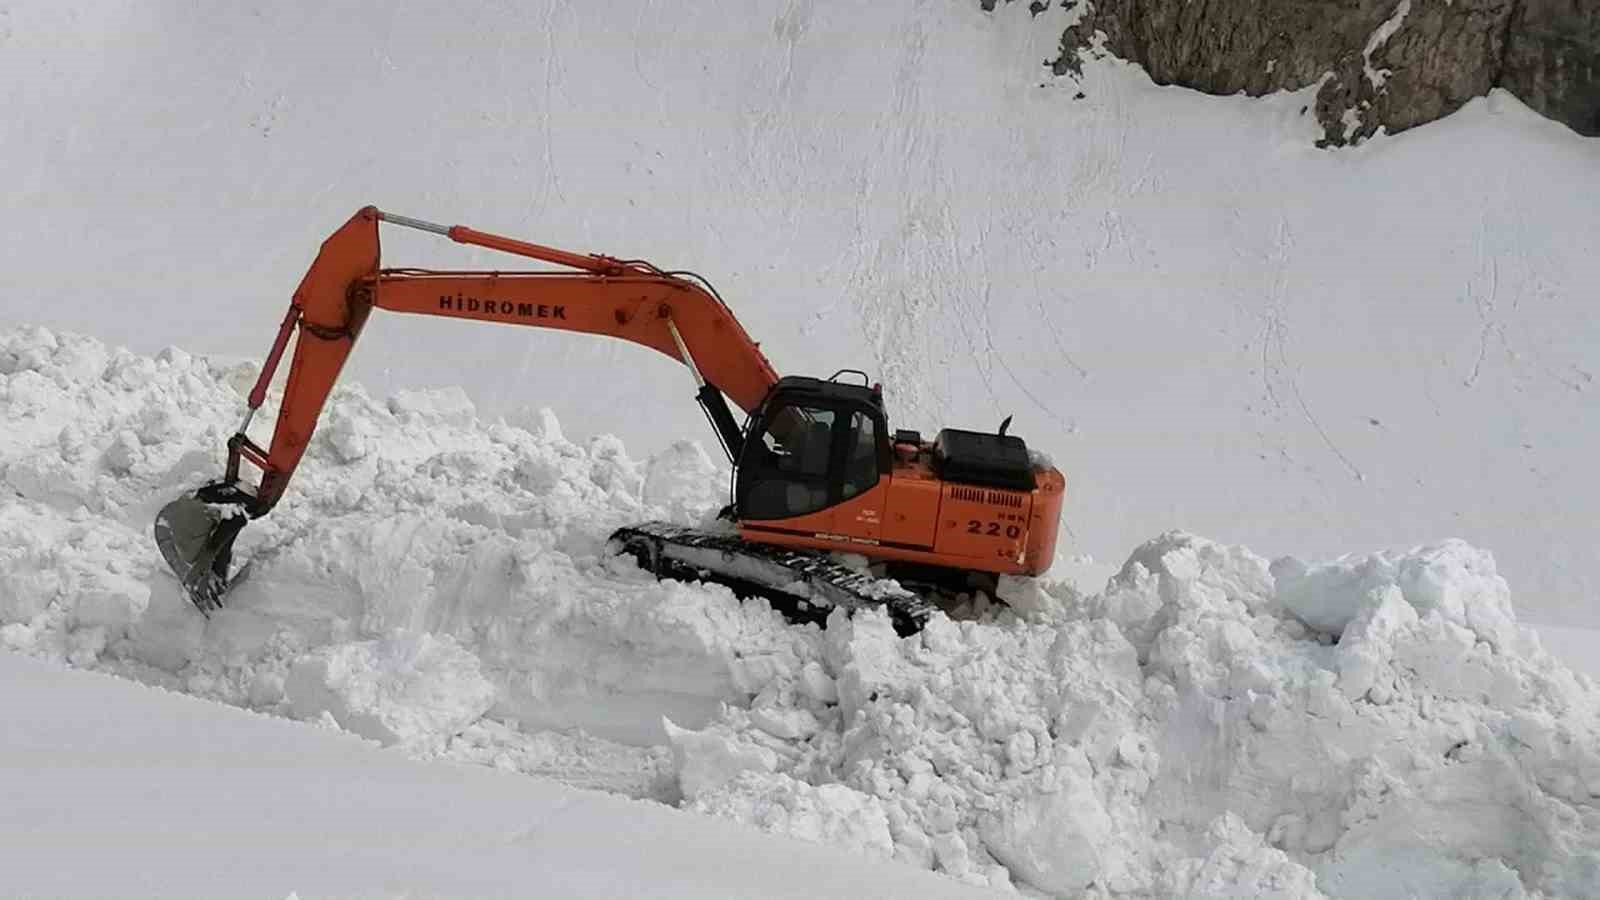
1503 0 1600 137
1018 0 1598 144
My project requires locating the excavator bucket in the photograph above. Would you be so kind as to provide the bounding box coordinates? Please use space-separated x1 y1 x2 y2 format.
152 488 251 614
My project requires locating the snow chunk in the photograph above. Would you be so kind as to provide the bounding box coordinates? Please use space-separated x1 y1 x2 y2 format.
663 718 779 800
284 634 496 751
1273 539 1517 646
796 660 838 704
0 324 59 374
977 746 1112 894
1163 813 1326 899
0 556 58 621
387 386 475 428
128 581 209 671
505 405 564 442
823 606 909 721
321 405 371 463
1334 585 1418 702
688 771 895 861
70 572 150 631
641 440 724 523
1091 531 1278 658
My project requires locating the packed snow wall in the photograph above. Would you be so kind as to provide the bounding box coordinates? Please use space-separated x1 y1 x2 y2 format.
0 325 796 748
3 327 1597 898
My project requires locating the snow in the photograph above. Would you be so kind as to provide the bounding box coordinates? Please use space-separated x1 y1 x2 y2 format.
4 1 1598 627
687 772 901 865
4 326 1599 897
658 532 1600 896
3 1 1599 894
0 650 990 900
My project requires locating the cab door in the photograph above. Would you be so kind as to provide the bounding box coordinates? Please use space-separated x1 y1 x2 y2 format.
735 392 894 545
735 400 840 534
828 409 884 542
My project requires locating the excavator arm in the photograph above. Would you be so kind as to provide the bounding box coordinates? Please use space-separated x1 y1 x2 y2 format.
232 206 778 513
156 206 780 611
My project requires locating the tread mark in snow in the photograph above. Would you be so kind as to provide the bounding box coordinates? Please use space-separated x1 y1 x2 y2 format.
1259 214 1364 484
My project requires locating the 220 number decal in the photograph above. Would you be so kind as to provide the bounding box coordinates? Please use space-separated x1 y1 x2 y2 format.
966 520 1022 539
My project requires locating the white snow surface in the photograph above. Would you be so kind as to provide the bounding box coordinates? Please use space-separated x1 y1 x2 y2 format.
4 327 1599 898
4 1 1599 626
0 650 991 900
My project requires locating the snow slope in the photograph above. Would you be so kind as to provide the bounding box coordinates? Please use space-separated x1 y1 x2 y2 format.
2 2 1598 623
1530 623 1600 680
0 651 992 900
4 327 1598 897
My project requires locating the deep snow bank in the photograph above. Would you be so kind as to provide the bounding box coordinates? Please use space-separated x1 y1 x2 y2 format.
0 651 990 900
0 326 800 739
669 536 1600 896
3 326 1598 898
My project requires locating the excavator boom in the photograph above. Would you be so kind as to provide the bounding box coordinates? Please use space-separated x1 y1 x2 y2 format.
225 207 778 515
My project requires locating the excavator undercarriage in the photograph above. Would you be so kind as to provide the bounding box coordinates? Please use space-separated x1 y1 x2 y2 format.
608 521 942 635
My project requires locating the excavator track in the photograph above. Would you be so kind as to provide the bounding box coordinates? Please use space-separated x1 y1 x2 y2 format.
608 522 940 635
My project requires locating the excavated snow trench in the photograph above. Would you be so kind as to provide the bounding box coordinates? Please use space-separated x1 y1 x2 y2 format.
2 326 1597 899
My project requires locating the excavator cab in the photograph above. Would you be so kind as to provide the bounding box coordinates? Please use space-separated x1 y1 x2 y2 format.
734 373 889 522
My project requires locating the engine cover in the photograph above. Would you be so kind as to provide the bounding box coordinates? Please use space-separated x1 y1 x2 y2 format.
931 428 1036 492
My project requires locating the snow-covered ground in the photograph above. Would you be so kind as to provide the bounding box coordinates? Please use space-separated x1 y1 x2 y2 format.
4 327 1599 897
0 650 992 900
3 2 1598 624
5 2 1599 895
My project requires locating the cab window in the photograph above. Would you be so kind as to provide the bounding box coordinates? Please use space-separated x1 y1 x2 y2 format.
841 411 878 499
740 404 836 519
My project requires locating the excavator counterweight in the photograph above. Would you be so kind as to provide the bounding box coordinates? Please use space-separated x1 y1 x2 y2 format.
154 207 1065 629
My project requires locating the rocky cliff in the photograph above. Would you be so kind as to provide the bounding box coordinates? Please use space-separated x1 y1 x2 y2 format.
1003 0 1598 144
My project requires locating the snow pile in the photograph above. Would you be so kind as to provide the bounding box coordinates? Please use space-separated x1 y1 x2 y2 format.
0 324 804 774
665 533 1600 897
4 327 1600 897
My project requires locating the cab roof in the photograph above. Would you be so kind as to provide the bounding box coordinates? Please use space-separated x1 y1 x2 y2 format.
765 374 884 414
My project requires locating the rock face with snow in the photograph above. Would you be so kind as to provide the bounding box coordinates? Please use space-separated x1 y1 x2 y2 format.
1503 0 1600 137
4 328 1600 897
1035 0 1599 143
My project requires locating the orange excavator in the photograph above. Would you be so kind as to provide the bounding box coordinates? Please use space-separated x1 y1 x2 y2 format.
154 207 1065 631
